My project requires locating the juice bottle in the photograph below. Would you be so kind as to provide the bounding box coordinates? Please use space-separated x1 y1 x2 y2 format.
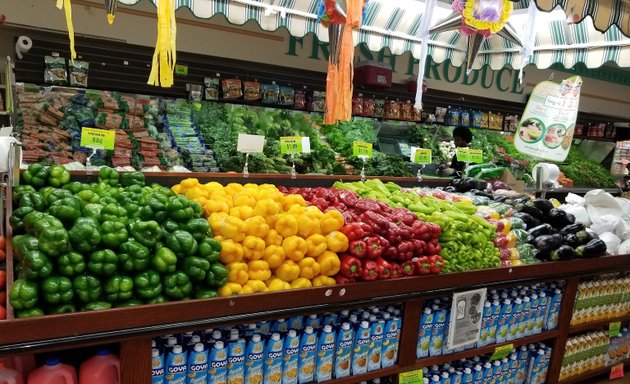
298 326 316 384
381 313 401 368
441 310 452 355
263 333 284 384
2 355 36 379
271 319 289 334
471 365 483 384
496 299 513 344
152 348 165 384
315 325 335 382
258 322 271 334
165 345 187 384
546 289 562 330
488 300 501 345
27 358 77 384
508 298 523 341
461 367 472 384
208 341 228 384
304 315 320 330
417 307 434 358
282 330 300 384
439 371 451 384
351 321 370 376
186 344 208 384
227 335 245 384
429 307 446 357
79 349 120 384
289 316 303 331
367 315 384 372
0 361 24 384
334 323 354 379
244 334 264 384
206 331 224 349
477 302 492 348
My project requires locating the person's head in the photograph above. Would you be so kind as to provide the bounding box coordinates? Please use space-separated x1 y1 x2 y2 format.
453 126 473 148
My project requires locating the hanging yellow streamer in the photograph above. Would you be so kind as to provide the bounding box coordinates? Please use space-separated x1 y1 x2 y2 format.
148 0 177 88
56 0 76 62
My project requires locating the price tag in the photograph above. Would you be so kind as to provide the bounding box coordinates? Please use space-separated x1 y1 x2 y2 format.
353 141 373 158
237 134 265 153
610 363 625 380
468 149 484 163
610 321 621 337
280 136 303 154
80 127 115 150
175 64 188 76
413 148 432 165
399 369 423 384
456 148 470 162
490 343 514 361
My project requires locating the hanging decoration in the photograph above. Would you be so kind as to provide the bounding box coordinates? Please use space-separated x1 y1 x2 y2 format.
147 0 177 88
319 0 366 124
414 0 438 111
105 0 118 25
56 0 76 62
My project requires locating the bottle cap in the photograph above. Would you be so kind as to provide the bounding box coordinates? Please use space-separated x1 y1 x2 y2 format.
252 334 261 342
152 348 160 357
173 345 183 354
213 331 222 340
167 337 177 346
341 323 350 330
194 343 205 352
288 330 297 337
304 326 314 334
97 348 109 356
323 325 332 333
215 341 224 349
360 321 369 329
46 358 60 366
271 333 281 340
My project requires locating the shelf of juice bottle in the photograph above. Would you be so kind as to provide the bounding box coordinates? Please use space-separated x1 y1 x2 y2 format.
0 256 629 355
411 329 560 369
318 366 401 384
569 313 630 335
559 358 630 384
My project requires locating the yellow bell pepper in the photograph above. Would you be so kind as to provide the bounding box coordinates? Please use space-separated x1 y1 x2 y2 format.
264 245 286 269
297 214 321 237
209 212 229 234
230 206 254 220
248 260 272 281
204 199 230 215
243 235 266 261
211 191 233 208
225 183 244 195
227 262 249 285
298 257 320 280
233 192 257 208
214 235 225 243
219 282 244 296
266 214 281 230
204 181 223 191
265 229 283 247
171 184 182 195
305 206 324 219
253 199 281 218
275 260 300 282
320 210 344 234
287 205 307 216
220 216 247 242
242 279 268 294
257 188 284 203
180 178 200 191
275 214 298 238
282 194 307 211
291 277 312 289
305 234 328 258
317 251 341 276
312 275 336 287
245 216 270 238
220 239 244 264
185 187 209 202
283 236 307 262
266 277 291 291
325 231 349 253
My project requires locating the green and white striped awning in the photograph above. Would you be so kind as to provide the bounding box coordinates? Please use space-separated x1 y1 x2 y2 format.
533 0 630 37
119 0 630 70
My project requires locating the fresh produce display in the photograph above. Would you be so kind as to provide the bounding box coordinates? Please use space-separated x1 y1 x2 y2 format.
0 235 5 320
281 186 444 282
172 179 344 294
8 165 226 317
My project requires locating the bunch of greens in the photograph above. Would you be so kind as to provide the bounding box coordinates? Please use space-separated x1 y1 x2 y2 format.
560 149 617 187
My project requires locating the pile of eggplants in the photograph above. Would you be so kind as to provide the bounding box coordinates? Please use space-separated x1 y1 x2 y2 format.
512 198 607 261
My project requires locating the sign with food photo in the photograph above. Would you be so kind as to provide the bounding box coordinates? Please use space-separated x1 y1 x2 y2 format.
515 76 582 162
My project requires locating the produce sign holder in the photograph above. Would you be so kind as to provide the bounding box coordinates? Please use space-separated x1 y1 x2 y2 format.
2 173 630 384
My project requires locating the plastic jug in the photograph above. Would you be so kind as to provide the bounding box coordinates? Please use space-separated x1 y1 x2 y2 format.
27 358 77 384
79 349 120 384
2 355 36 378
0 361 24 384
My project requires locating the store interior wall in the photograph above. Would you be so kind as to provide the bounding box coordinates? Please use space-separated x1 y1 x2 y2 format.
1 0 630 119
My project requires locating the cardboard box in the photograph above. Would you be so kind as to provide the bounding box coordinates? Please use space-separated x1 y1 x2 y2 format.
500 169 525 193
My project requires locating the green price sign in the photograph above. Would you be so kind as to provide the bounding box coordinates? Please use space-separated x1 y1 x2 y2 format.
468 149 484 163
490 343 514 361
456 148 470 162
80 127 115 150
610 321 621 337
353 141 373 158
414 148 432 164
399 369 423 384
280 136 303 154
175 64 188 76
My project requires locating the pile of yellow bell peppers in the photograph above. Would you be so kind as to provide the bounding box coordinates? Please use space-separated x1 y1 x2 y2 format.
173 179 348 296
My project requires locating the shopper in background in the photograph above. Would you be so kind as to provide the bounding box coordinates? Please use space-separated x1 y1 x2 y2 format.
450 126 474 173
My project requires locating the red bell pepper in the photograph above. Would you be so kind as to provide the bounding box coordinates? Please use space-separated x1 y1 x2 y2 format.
412 239 426 257
390 263 402 279
386 223 402 245
365 236 383 259
396 241 415 261
361 260 378 281
398 223 412 239
359 211 390 232
425 239 442 255
401 260 415 276
339 254 363 279
341 223 369 242
341 211 357 224
428 255 444 274
335 275 356 285
383 246 397 260
355 198 381 213
311 197 329 211
338 190 359 207
377 201 393 214
375 257 392 280
392 207 417 226
494 233 509 248
349 240 367 258
415 256 431 275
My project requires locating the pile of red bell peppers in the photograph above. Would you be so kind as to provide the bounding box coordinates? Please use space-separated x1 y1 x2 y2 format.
284 187 445 282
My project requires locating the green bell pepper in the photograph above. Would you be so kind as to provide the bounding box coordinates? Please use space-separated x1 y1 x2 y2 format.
119 240 150 272
116 300 143 308
41 276 73 305
73 275 102 303
147 295 168 304
205 263 229 288
9 279 39 310
47 165 71 187
68 218 102 253
100 221 129 248
194 288 218 299
16 308 45 318
100 204 128 224
139 193 169 223
191 201 202 218
134 270 163 299
19 192 46 211
37 224 70 258
10 206 35 233
151 247 178 274
167 195 194 223
198 239 221 264
50 304 76 314
44 189 73 206
22 211 45 233
104 275 134 302
87 249 119 277
77 189 100 204
82 203 103 222
57 251 86 277
62 181 86 195
98 196 118 206
131 220 163 247
120 171 146 187
48 196 83 223
182 256 210 282
23 163 49 188
184 218 212 241
124 202 140 219
13 185 36 204
166 230 198 258
162 220 180 234
163 271 192 299
12 234 39 258
30 213 63 236
125 184 144 195
83 301 112 311
98 167 120 187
